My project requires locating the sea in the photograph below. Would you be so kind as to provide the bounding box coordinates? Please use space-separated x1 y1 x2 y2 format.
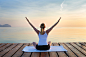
0 27 86 43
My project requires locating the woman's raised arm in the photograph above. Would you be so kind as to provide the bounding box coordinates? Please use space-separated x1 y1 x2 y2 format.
25 17 39 35
46 17 61 34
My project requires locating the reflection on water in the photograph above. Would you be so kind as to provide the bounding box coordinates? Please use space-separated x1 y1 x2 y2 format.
48 27 86 42
0 27 86 43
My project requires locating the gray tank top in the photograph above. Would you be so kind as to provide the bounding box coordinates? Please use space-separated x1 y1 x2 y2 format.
38 32 48 45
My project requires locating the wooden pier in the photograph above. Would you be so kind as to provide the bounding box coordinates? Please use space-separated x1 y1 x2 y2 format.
0 42 86 57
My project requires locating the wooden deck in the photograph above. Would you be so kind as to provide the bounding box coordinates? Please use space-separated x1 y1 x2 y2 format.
0 42 86 57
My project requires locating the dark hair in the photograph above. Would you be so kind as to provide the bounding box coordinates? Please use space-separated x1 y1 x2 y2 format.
40 23 45 29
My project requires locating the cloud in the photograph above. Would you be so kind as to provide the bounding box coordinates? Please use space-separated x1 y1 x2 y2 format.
60 0 65 11
62 0 86 11
0 0 86 27
0 0 86 18
0 0 62 19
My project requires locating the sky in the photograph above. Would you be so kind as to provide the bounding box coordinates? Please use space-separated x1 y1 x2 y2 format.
0 0 86 27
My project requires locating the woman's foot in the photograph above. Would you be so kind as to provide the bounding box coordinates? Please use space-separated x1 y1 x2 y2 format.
48 41 52 46
32 42 37 48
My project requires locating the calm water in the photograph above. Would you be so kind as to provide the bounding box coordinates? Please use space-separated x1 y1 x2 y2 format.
0 27 86 43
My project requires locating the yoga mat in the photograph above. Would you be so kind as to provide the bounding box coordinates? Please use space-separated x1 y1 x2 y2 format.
22 45 67 52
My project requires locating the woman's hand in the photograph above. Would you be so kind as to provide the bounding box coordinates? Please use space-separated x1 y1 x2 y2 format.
58 17 61 21
25 17 29 22
57 17 61 22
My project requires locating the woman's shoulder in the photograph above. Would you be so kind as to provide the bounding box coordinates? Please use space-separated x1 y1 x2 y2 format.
36 30 40 35
45 31 48 35
38 31 48 35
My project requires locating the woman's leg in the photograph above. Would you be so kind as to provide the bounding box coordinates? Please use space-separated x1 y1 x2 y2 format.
48 41 52 46
32 42 37 48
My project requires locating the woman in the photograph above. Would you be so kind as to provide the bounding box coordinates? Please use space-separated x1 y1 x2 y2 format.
25 17 61 50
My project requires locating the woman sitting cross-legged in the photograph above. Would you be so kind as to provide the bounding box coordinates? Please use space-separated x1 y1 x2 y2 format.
25 17 61 50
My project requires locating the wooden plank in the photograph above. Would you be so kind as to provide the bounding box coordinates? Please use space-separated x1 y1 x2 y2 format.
83 42 86 46
21 52 31 57
12 43 29 57
0 42 85 57
0 43 2 45
79 42 85 46
84 42 86 45
31 43 40 57
3 43 23 57
49 43 58 57
53 43 67 57
75 42 86 50
0 43 18 57
65 43 86 57
0 43 7 48
0 43 12 52
31 52 40 57
70 42 86 56
59 43 77 57
41 52 49 57
21 43 32 57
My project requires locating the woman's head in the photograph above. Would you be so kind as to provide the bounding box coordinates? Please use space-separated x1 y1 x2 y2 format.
40 23 45 29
